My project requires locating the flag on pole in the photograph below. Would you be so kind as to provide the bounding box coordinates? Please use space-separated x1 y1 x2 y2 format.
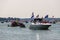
45 15 48 18
31 12 34 22
31 12 34 18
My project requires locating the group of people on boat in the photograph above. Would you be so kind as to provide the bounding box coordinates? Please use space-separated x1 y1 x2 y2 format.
31 12 56 24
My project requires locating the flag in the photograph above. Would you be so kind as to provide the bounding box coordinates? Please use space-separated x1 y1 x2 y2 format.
45 15 48 18
31 12 34 21
31 12 34 18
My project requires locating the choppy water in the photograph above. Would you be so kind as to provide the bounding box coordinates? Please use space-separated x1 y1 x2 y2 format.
0 22 60 40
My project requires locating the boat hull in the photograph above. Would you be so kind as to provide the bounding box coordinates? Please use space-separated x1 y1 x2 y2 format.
29 25 51 30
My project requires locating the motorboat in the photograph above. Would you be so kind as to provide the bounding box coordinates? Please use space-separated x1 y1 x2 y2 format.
29 18 51 30
8 21 25 28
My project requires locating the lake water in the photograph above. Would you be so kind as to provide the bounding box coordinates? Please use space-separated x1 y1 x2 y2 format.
0 22 60 40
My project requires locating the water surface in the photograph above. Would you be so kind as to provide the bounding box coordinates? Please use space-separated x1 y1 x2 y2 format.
0 22 60 40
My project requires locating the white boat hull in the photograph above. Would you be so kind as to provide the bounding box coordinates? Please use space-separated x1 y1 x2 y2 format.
29 23 51 30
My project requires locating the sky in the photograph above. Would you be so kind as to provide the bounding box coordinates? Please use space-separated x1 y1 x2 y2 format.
0 0 60 18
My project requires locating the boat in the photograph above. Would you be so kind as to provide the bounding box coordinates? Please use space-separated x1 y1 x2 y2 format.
8 21 25 28
29 18 51 30
1 21 4 23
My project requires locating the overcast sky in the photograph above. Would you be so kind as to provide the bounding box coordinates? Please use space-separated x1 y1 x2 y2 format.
0 0 60 18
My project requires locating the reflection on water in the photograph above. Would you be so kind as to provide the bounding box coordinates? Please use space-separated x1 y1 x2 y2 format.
0 22 60 40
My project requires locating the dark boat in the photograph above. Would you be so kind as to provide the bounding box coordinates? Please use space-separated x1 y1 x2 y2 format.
1 21 4 23
8 21 25 28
